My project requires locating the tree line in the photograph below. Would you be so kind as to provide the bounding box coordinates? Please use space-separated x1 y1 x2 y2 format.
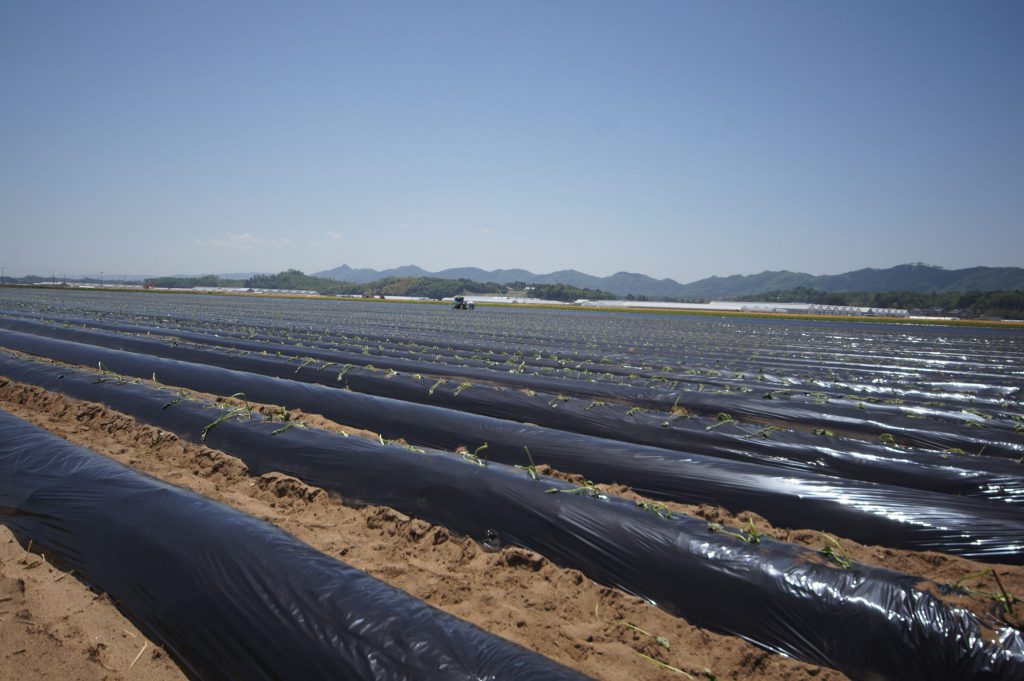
140 270 615 303
745 287 1024 318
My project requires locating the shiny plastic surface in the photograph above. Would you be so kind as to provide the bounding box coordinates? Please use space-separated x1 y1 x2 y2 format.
1 332 1023 563
1 359 1023 679
0 409 591 681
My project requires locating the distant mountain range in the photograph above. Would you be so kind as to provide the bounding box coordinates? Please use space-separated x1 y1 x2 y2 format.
312 263 1024 299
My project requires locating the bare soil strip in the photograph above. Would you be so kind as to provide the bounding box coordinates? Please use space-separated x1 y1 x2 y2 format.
3 363 1022 679
0 377 844 681
0 525 185 681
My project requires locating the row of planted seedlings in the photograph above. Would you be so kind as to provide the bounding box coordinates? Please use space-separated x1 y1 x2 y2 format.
2 331 1022 564
8 284 1023 370
0 348 1021 681
24 314 1024 440
22 301 1023 420
0 409 590 681
8 296 1024 477
139 308 1024 391
74 319 1021 503
34 312 1024 457
9 310 1022 446
3 314 1022 495
9 292 1024 409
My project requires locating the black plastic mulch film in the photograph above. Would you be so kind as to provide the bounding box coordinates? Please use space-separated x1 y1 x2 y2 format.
0 355 1022 680
3 313 1021 460
1 329 1023 565
1 315 1022 508
0 409 591 681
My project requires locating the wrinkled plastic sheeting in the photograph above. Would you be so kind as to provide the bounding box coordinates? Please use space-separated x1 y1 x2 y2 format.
1 315 1021 459
0 365 1022 680
2 334 1024 564
1 317 1021 504
0 409 592 681
12 309 1016 402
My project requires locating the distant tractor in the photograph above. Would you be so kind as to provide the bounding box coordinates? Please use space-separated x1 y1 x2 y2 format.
451 295 475 310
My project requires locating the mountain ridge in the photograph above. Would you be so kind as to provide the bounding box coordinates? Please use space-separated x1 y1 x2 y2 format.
313 263 1024 299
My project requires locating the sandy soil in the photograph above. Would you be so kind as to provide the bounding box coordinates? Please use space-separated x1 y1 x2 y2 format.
1 371 1021 680
0 377 847 681
0 525 185 681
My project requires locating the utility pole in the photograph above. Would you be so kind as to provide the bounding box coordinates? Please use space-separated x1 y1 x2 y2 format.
100 271 103 288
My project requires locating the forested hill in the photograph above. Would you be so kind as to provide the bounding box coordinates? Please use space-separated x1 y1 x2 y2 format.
143 270 611 303
314 263 1024 299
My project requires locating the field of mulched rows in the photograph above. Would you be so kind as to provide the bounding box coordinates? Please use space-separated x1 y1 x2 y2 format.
1 286 1023 681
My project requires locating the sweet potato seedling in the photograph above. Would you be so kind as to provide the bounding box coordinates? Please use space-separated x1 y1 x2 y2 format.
462 443 489 467
819 534 852 569
514 446 539 480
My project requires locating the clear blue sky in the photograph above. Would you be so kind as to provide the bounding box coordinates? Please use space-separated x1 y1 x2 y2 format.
2 1 1022 281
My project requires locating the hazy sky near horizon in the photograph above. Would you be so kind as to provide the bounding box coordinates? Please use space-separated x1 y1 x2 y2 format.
2 1 1022 281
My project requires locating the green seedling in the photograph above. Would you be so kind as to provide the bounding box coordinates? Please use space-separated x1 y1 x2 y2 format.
636 500 673 519
708 519 765 544
265 405 298 423
549 394 570 408
462 443 489 467
819 534 852 569
584 400 607 411
747 425 782 440
200 406 250 443
546 482 603 498
954 569 1017 615
336 364 354 381
954 568 994 589
428 379 446 396
271 422 308 436
226 392 250 410
661 411 686 428
514 446 539 480
879 432 899 446
705 412 737 431
163 390 195 409
294 357 317 373
626 406 645 417
317 361 337 372
811 428 836 437
453 382 473 396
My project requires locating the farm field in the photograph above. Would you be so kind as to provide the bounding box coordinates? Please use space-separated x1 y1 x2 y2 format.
1 287 1023 680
